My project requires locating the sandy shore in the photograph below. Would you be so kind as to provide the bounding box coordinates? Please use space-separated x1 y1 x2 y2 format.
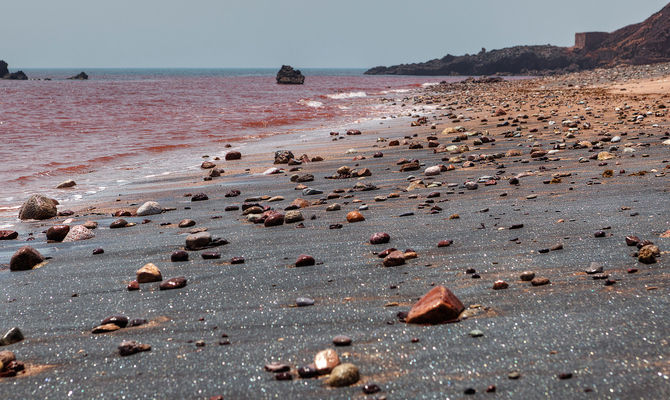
1 64 669 399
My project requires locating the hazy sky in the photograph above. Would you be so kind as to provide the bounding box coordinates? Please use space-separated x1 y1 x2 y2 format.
1 0 668 68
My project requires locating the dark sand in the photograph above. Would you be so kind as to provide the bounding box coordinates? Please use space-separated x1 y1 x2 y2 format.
1 64 669 399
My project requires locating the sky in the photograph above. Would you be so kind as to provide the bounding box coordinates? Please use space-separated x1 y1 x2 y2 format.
1 0 668 69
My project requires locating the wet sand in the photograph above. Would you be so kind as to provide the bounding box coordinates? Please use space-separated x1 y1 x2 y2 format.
1 63 669 399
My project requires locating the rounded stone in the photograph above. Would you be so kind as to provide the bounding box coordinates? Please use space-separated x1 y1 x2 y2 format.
136 201 162 216
346 211 365 223
159 276 187 290
18 194 58 220
369 232 390 245
178 219 196 228
46 225 70 242
520 271 535 281
171 250 189 262
295 255 315 267
332 335 352 346
10 246 45 271
296 297 315 307
492 280 509 290
326 363 360 387
531 277 550 286
101 315 129 328
186 231 212 250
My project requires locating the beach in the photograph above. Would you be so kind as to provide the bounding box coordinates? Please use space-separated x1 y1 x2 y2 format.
1 64 669 399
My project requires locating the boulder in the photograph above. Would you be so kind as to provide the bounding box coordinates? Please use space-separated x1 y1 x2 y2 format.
406 286 464 324
18 194 58 220
136 201 162 216
10 246 46 271
67 72 88 80
276 65 305 84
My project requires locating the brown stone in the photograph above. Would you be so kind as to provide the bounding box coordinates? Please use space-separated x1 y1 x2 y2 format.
383 251 406 267
91 323 120 334
159 276 187 290
201 161 216 169
264 212 285 227
291 198 310 208
18 194 58 220
136 263 162 283
225 151 241 160
0 230 18 240
346 211 365 223
10 246 45 271
406 286 464 324
492 280 509 290
46 225 70 242
638 244 660 264
326 363 360 387
295 255 315 267
531 277 550 286
118 340 151 356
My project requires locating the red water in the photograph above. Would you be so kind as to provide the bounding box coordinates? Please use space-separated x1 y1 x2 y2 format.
0 70 458 220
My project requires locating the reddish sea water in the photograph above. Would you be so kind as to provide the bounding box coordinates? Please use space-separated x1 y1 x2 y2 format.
0 68 460 224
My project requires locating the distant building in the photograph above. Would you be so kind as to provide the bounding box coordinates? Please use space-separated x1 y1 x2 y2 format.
574 32 610 50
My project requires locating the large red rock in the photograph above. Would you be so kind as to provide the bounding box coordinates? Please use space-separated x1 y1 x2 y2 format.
18 194 58 220
406 286 464 324
10 246 46 271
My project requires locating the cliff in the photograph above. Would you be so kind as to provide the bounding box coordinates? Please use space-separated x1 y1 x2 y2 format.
366 3 670 75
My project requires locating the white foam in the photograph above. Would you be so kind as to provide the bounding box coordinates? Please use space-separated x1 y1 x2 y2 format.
0 223 14 229
421 82 440 87
326 91 367 99
298 99 324 108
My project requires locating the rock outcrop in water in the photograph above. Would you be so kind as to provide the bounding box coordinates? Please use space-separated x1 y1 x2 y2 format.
0 60 28 80
67 72 89 80
366 3 670 75
276 65 305 84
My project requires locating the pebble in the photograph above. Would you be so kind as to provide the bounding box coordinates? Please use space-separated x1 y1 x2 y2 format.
638 244 659 264
91 323 120 334
437 240 453 247
101 315 129 328
370 232 390 244
191 193 209 201
110 219 128 229
274 372 293 381
297 365 318 378
0 328 24 346
136 201 162 216
326 363 360 387
383 251 406 267
296 297 315 307
332 335 352 346
46 225 70 242
508 371 521 379
469 329 484 337
492 280 509 290
326 203 341 211
127 281 140 291
586 262 604 274
185 231 212 250
63 225 95 242
263 212 285 227
265 362 290 373
136 263 162 283
520 271 535 281
406 286 464 324
230 257 245 264
363 383 381 394
0 230 18 240
346 210 365 222
92 248 104 255
284 210 304 223
314 349 340 373
171 250 189 262
118 340 151 356
295 255 315 267
302 187 323 196
159 276 187 290
178 219 196 228
531 277 550 286
202 251 221 259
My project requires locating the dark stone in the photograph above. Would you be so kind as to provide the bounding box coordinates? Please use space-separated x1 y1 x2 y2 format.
101 315 128 328
298 365 318 378
0 327 24 346
274 150 295 164
118 340 151 356
178 219 196 228
370 232 390 244
202 251 221 260
159 277 187 290
191 193 209 202
230 257 245 264
276 65 305 84
594 230 606 237
296 297 315 307
225 151 241 160
46 225 70 242
171 250 189 262
10 246 45 271
264 212 285 227
264 362 290 373
128 319 147 327
363 383 381 394
332 335 352 346
67 72 88 80
274 372 293 380
295 254 315 267
0 230 18 240
110 219 128 229
625 236 641 246
127 281 140 291
92 248 104 255
225 190 241 198
437 240 453 247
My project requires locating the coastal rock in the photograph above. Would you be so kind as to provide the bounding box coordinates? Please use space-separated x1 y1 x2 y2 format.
10 246 45 271
62 225 95 242
118 340 151 356
137 201 162 216
383 250 406 267
46 225 70 242
264 212 285 227
638 244 660 264
406 285 465 324
0 60 7 77
291 198 309 208
56 179 76 188
0 350 16 366
225 151 241 160
18 194 58 220
0 230 18 240
136 263 162 283
326 363 360 387
284 210 304 223
276 65 305 84
178 219 196 228
67 72 88 80
91 323 120 334
186 231 212 250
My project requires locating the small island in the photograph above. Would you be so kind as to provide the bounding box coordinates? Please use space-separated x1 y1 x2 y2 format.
276 65 305 84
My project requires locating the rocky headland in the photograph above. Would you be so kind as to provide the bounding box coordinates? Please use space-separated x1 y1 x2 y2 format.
366 3 670 75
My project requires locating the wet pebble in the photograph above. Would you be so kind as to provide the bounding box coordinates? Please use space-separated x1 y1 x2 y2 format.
370 232 390 244
520 271 535 281
118 340 151 356
332 335 352 346
531 277 550 286
230 257 245 264
159 277 187 290
110 219 128 229
326 363 359 387
201 251 221 260
363 383 381 394
101 315 128 328
295 254 315 267
296 297 315 307
178 219 196 228
346 211 365 222
265 362 290 373
492 280 509 290
171 250 189 262
92 248 104 255
136 263 162 283
191 193 209 201
437 239 453 247
298 365 318 378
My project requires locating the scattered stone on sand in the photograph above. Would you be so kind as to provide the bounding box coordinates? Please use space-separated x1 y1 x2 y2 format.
370 232 390 244
469 329 484 338
326 363 360 387
110 219 129 229
118 340 151 356
492 280 509 290
83 221 98 230
314 349 340 374
638 244 660 264
225 151 241 160
332 335 352 346
0 230 18 240
424 165 441 176
437 239 453 247
383 250 406 267
274 150 295 164
46 225 70 242
363 383 381 394
520 271 535 281
136 263 162 283
101 315 128 328
178 219 196 228
346 210 365 222
265 362 290 373
10 246 46 271
230 257 245 264
406 286 465 324
18 194 58 220
0 327 24 346
295 255 315 267
186 231 212 250
91 323 120 334
171 250 189 262
127 281 140 291
137 201 162 216
56 179 76 189
159 276 187 290
191 193 209 202
531 277 550 286
202 251 220 259
296 297 315 307
201 161 216 169
264 212 285 227
63 225 95 242
284 210 304 223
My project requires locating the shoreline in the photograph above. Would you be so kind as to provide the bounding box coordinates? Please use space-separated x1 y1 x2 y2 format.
1 63 669 399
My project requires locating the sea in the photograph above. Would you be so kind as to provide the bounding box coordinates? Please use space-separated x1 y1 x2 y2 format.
0 68 462 226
